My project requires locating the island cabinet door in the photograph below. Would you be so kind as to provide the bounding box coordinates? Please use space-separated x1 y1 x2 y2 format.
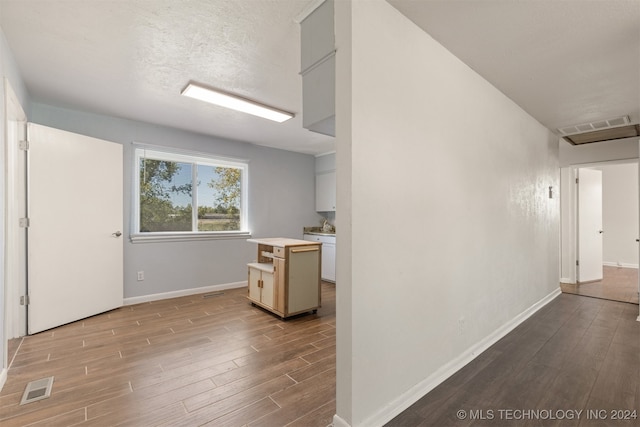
288 246 321 313
273 257 286 312
248 267 262 302
260 272 275 308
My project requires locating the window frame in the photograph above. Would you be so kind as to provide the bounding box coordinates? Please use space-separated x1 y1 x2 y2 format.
131 144 250 243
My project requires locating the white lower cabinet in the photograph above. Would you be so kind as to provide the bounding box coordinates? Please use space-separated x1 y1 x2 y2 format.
303 233 336 282
321 241 335 282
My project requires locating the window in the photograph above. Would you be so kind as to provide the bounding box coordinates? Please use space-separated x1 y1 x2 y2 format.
132 146 249 241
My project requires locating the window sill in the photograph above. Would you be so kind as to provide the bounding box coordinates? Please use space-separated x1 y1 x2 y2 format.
130 231 252 243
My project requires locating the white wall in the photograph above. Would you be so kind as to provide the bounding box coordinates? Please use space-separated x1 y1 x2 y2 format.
601 162 638 267
335 1 559 425
31 103 322 300
560 137 639 167
334 0 352 420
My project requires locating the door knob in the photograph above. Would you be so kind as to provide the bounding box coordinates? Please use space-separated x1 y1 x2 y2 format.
112 231 122 237
636 239 639 242
598 230 603 234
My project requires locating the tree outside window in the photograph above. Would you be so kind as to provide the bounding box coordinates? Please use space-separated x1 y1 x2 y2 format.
134 148 247 235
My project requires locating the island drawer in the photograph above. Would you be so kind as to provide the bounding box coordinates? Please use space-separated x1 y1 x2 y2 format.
273 246 285 258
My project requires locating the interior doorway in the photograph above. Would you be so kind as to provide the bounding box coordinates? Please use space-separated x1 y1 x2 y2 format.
561 267 638 304
560 160 639 305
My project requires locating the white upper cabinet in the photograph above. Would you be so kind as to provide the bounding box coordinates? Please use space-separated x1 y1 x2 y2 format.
300 0 335 72
316 170 336 212
300 0 335 137
315 152 336 212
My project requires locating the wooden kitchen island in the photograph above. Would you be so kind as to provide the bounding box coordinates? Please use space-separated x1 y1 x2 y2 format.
247 237 322 319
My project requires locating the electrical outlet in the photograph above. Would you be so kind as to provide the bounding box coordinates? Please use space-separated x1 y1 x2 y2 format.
137 271 144 281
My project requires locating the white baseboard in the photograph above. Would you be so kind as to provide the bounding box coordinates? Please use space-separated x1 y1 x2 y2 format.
358 287 562 427
560 277 574 284
332 414 350 427
603 262 639 269
123 281 247 306
0 368 7 393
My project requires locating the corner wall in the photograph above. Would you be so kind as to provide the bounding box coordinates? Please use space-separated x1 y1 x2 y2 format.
0 23 31 390
335 1 559 425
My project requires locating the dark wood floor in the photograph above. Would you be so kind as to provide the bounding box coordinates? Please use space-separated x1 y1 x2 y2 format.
387 293 640 426
0 283 336 426
561 266 639 305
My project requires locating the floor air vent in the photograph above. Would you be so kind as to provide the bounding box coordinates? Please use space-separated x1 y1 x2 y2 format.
20 376 54 405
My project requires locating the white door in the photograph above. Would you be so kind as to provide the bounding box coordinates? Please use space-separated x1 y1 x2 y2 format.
577 168 603 283
5 80 28 340
27 123 123 334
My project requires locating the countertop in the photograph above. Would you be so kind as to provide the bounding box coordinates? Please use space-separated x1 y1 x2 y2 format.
247 237 321 247
304 231 336 236
303 226 335 236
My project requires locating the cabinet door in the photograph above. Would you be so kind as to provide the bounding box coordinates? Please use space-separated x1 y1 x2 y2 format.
322 243 336 282
248 267 262 302
316 170 336 212
261 271 275 308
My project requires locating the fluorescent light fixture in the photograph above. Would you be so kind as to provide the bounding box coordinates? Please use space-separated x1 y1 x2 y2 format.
181 82 294 123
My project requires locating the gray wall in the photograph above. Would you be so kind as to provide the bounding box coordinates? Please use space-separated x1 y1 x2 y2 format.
31 103 321 299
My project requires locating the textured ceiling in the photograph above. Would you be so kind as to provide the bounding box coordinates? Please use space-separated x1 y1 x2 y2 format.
0 0 334 155
388 0 640 136
1 0 638 155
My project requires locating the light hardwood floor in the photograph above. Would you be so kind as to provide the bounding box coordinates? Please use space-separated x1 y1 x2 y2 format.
561 266 639 305
0 283 336 426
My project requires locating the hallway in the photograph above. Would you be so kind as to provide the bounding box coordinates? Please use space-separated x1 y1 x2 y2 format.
388 293 639 426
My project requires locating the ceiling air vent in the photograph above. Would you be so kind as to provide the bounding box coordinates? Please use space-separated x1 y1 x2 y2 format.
559 116 640 145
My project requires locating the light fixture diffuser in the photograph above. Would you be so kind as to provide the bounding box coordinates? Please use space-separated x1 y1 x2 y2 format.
181 83 294 123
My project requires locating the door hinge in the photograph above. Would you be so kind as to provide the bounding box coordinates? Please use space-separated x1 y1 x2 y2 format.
576 260 579 266
18 140 29 151
575 178 579 184
20 295 30 306
19 217 30 228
